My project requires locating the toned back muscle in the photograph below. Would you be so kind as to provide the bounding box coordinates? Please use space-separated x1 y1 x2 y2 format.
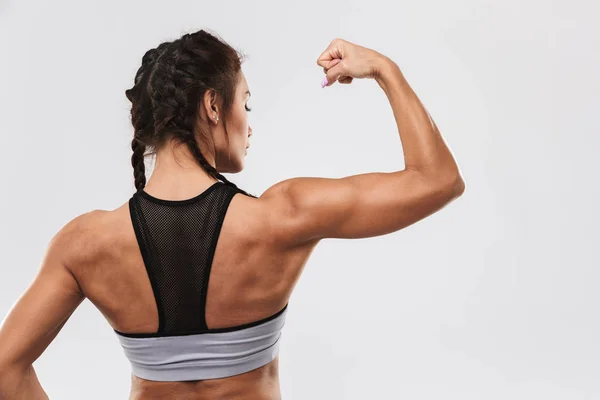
71 192 318 338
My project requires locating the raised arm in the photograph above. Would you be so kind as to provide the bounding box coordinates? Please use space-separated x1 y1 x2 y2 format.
260 39 465 248
0 215 87 399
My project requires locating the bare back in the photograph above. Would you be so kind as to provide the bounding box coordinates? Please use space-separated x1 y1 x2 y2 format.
70 184 318 400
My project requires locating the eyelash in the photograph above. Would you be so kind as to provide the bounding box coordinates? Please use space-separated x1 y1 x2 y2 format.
245 105 252 112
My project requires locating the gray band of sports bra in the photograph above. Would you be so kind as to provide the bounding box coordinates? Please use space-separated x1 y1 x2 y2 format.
115 306 288 381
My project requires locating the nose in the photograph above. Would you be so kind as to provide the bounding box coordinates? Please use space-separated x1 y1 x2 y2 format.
248 127 253 138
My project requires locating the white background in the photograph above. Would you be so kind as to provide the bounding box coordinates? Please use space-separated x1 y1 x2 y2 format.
1 0 599 398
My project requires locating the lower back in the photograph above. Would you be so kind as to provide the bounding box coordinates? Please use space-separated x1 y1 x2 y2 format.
129 356 281 400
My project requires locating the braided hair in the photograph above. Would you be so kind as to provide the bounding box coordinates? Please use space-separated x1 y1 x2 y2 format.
125 29 255 197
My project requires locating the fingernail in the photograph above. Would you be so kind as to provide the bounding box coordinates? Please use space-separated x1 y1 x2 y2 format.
321 76 328 88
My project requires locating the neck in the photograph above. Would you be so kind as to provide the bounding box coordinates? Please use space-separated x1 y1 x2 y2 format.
143 140 218 197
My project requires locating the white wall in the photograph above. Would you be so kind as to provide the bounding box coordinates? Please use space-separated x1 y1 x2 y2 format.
1 0 598 398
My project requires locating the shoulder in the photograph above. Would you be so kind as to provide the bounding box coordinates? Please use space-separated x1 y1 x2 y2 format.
50 207 122 274
231 180 321 249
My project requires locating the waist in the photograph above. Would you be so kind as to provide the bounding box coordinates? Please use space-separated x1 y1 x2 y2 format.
130 355 281 400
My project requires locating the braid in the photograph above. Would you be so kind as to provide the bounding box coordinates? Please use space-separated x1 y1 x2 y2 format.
131 136 146 191
126 44 170 192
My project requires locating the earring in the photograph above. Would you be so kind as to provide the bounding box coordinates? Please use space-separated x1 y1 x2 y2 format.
214 114 219 122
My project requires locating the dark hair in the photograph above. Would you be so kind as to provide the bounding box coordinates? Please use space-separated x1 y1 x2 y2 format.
125 29 255 197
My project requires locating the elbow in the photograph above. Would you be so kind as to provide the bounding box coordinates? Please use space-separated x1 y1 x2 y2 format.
413 162 466 198
450 174 466 197
434 162 466 198
432 171 466 201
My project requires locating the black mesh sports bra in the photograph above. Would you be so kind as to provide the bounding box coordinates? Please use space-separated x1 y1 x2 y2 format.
114 181 289 381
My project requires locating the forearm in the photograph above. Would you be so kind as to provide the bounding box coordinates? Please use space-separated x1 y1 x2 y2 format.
0 365 49 400
374 57 462 181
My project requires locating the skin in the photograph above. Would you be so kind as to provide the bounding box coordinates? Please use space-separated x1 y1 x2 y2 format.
0 41 465 400
195 70 253 174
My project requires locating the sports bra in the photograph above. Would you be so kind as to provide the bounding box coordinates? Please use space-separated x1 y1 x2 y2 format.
114 180 289 381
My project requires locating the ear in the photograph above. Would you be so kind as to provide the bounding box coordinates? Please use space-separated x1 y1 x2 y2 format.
202 89 219 123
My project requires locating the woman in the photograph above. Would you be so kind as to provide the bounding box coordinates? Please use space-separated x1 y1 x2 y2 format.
0 30 465 399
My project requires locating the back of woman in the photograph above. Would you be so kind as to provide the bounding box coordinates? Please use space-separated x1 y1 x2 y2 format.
73 180 316 399
0 30 465 400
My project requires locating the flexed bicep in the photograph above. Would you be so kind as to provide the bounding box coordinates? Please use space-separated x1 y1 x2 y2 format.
260 170 463 248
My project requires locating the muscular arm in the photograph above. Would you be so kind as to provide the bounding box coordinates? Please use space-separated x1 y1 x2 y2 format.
262 57 465 247
0 216 87 399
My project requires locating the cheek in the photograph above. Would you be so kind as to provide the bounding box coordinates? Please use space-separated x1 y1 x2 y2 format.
230 108 248 145
237 107 249 133
239 112 248 130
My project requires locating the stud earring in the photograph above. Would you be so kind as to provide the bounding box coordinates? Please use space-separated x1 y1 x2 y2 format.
214 114 219 122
